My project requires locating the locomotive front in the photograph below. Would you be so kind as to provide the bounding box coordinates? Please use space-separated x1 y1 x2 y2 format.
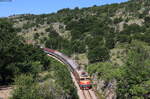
79 72 92 90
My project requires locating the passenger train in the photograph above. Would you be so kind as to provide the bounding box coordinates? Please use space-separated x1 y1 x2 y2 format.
43 48 92 90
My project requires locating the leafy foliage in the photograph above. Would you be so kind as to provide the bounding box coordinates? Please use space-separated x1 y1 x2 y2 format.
88 46 110 63
11 57 78 99
0 19 49 84
0 19 78 99
10 75 41 99
88 62 124 81
88 41 150 98
117 41 150 98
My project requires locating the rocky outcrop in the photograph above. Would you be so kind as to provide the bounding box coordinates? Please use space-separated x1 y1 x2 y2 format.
92 73 117 99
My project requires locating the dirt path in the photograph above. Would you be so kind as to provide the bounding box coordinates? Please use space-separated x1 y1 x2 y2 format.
0 86 13 99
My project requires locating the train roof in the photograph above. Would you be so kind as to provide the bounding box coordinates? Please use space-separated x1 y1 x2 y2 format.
43 48 57 53
77 69 90 78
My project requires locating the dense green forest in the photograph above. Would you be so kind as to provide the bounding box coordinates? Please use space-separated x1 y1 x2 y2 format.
0 19 78 99
1 0 150 98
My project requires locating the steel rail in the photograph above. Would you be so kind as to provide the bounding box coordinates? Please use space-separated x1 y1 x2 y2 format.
87 90 93 99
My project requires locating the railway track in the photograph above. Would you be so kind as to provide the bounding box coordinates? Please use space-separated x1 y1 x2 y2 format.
82 90 93 99
82 90 86 99
87 90 93 99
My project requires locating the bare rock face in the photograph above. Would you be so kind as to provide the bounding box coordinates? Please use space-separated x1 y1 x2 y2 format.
127 19 144 26
92 73 117 99
104 80 117 99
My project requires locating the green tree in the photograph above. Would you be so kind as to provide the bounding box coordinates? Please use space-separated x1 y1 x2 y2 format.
0 19 49 84
71 40 86 53
88 46 110 63
10 74 42 99
117 41 150 98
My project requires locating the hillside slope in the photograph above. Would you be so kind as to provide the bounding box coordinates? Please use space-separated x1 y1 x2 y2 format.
0 19 78 99
3 0 150 98
8 0 150 62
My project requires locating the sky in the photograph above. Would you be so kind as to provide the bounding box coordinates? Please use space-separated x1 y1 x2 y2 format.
0 0 128 17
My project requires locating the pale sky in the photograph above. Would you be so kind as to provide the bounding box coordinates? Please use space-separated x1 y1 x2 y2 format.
0 0 128 17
